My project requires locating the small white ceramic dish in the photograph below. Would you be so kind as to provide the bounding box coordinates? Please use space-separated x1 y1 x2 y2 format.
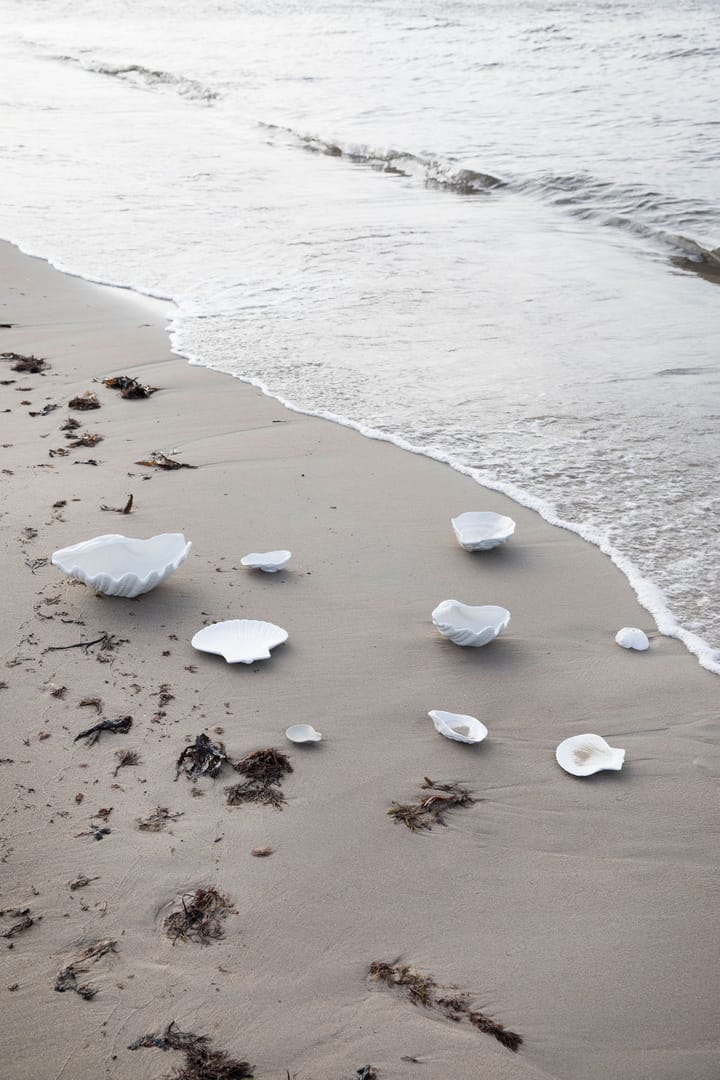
615 627 649 651
191 619 288 664
285 724 322 744
241 550 291 573
451 511 516 551
431 600 510 647
555 734 625 777
51 532 191 598
429 710 488 745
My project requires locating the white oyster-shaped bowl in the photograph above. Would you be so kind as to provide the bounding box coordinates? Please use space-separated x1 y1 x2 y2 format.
241 550 291 573
285 724 322 744
432 600 510 647
451 511 516 551
555 734 625 777
51 532 191 598
429 710 488 745
615 627 649 651
191 619 288 664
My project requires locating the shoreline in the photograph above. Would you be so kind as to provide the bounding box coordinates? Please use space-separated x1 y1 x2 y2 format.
1 239 718 1080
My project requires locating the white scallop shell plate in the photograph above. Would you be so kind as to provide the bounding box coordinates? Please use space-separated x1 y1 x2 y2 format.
451 511 516 551
431 600 510 647
285 724 322 743
555 734 625 777
191 619 288 664
241 550 291 573
51 532 191 598
429 710 488 744
615 627 649 651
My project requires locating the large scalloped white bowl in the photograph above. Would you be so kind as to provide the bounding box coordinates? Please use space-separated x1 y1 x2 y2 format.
432 600 510 647
241 550 291 573
191 619 288 664
51 533 191 598
555 734 625 777
429 710 488 744
451 511 516 551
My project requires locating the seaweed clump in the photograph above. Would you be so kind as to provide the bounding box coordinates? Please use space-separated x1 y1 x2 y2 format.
368 961 522 1052
1 352 48 373
103 374 159 398
68 391 101 410
175 734 228 781
225 747 292 810
129 1022 253 1079
388 777 476 832
136 451 196 470
55 938 117 1000
164 888 235 945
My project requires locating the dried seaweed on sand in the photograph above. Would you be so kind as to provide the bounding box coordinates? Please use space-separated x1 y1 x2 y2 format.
164 888 235 945
136 451 196 470
74 715 132 746
101 493 133 514
68 432 103 448
1 352 48 373
225 747 292 810
129 1022 253 1079
1 908 36 938
61 416 81 432
102 374 159 398
137 806 184 832
175 734 228 781
113 749 140 776
369 962 522 1052
68 391 101 410
55 938 117 1000
388 777 475 832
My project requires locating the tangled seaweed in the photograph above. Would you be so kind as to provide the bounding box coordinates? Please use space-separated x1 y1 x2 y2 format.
55 938 117 1000
68 392 101 410
388 777 476 832
129 1022 253 1079
137 806 184 832
369 961 522 1052
225 747 292 810
175 734 228 781
136 451 196 470
1 352 48 373
164 888 235 945
103 374 159 398
74 715 133 746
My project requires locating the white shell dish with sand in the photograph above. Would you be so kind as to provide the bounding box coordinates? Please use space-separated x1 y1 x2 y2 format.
429 710 488 744
191 620 288 664
241 550 291 573
555 734 625 777
615 627 649 651
51 532 191 598
451 511 516 551
431 600 510 647
285 724 322 744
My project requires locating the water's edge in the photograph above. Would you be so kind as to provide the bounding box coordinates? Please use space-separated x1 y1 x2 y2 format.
5 234 718 676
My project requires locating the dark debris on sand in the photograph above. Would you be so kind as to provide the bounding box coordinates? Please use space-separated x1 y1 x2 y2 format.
68 391 101 410
175 734 228 782
74 715 133 746
55 938 117 1000
129 1022 254 1079
369 961 522 1052
101 493 133 514
225 748 292 810
164 888 235 945
1 352 48 374
388 777 476 832
137 806 184 832
103 375 159 398
136 451 197 470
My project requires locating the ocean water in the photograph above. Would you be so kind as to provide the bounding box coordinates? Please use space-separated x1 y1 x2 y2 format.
1 0 719 671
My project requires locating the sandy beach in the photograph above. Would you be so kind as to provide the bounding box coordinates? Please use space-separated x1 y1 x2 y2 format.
1 239 718 1079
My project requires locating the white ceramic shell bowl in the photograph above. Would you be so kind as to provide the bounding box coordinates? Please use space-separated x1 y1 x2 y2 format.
191 619 288 664
432 600 510 647
286 724 322 744
51 532 191 598
615 627 649 651
451 511 516 551
555 734 625 777
241 550 291 573
429 710 488 745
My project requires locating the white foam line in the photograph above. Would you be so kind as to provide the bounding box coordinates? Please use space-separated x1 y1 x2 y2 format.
3 234 718 675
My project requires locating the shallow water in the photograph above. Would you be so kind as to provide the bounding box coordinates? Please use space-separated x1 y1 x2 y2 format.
1 0 719 670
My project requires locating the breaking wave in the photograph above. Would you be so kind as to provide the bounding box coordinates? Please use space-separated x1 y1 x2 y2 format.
52 55 220 103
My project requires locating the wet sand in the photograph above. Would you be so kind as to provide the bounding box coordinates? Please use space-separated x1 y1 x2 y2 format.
0 240 718 1080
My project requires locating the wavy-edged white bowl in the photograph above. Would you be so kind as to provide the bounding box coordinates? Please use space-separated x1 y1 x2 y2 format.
615 627 649 651
555 734 625 777
241 550 291 573
191 619 288 664
431 600 510 647
285 724 322 744
51 532 191 598
451 511 516 551
429 710 488 745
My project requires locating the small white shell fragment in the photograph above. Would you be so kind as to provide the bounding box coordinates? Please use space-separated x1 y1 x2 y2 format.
191 619 288 664
285 724 322 744
241 550 291 573
51 532 191 598
555 734 625 777
451 511 516 551
431 600 510 647
615 627 649 651
429 710 488 745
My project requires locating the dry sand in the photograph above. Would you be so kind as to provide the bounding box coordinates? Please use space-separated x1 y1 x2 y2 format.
0 239 718 1080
